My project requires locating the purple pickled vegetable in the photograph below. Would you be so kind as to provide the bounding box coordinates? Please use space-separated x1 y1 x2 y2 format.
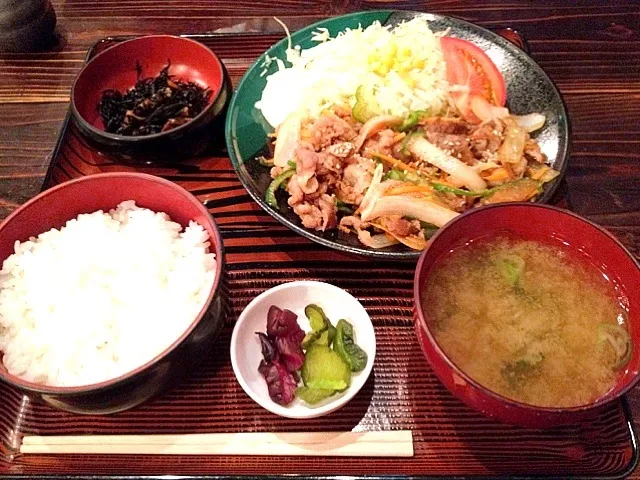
275 335 305 372
256 332 277 363
258 304 308 405
267 305 305 343
258 359 297 405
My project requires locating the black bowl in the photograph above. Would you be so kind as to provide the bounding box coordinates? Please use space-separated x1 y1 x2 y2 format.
0 173 226 414
71 35 231 165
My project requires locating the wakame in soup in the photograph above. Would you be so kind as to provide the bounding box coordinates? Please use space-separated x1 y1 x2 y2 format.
422 237 631 408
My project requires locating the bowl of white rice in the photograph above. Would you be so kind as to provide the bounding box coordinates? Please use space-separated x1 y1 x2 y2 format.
0 172 225 414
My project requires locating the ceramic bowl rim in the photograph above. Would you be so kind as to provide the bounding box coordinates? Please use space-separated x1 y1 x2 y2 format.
413 202 640 414
0 172 225 396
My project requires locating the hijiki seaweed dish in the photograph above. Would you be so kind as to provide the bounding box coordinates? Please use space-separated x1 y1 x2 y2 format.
255 18 560 250
99 63 211 136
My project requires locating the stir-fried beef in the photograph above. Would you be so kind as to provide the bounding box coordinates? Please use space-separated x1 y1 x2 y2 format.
306 113 358 151
269 106 551 241
293 194 337 231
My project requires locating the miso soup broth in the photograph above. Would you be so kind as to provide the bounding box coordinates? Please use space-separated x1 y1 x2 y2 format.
422 237 632 408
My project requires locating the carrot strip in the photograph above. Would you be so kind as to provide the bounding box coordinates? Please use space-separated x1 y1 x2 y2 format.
371 222 428 251
371 152 418 174
482 167 510 182
393 132 407 143
386 185 433 196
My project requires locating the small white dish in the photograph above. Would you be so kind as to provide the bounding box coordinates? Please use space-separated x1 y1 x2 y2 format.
230 280 376 419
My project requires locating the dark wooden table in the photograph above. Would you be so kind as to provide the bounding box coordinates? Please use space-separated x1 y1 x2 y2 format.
0 0 639 477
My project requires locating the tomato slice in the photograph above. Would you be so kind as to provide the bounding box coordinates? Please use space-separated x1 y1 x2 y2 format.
440 37 507 122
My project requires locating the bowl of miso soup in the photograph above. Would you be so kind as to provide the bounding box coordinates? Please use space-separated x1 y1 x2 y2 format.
413 203 640 428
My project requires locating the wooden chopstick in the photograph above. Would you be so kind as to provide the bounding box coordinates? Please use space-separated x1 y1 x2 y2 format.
20 430 413 457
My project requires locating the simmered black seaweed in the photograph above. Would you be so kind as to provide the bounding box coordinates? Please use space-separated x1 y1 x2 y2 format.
98 63 211 136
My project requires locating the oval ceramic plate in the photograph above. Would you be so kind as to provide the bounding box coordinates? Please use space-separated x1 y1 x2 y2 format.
225 10 570 260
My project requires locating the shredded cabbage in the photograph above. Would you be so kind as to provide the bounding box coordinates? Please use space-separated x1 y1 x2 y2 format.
256 17 449 129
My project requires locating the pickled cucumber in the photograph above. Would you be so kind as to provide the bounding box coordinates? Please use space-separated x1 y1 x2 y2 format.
333 319 368 372
301 331 319 349
301 345 351 391
303 304 336 348
295 386 335 405
301 325 335 349
305 304 330 332
315 325 336 346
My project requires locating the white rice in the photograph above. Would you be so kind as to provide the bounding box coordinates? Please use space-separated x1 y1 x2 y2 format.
0 201 217 387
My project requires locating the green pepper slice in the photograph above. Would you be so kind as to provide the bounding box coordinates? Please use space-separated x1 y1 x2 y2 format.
396 110 428 132
352 85 381 123
384 169 486 197
335 199 354 215
258 156 274 167
431 182 488 197
265 169 295 208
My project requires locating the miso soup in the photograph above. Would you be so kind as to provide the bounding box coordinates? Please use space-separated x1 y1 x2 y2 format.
422 237 631 408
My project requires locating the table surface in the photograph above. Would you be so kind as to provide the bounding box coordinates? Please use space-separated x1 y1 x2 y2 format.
0 0 639 477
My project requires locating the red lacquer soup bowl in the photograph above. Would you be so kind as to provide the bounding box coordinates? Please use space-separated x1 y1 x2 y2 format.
413 203 640 428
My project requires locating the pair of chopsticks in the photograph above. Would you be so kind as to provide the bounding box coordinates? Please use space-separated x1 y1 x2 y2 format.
20 430 413 457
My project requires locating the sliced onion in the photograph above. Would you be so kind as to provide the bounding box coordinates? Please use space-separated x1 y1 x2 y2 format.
357 230 398 249
393 234 428 251
370 222 428 251
357 163 384 220
469 95 509 123
445 175 465 188
354 115 402 151
361 194 459 227
512 113 546 133
472 161 501 172
407 137 487 191
273 112 301 167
